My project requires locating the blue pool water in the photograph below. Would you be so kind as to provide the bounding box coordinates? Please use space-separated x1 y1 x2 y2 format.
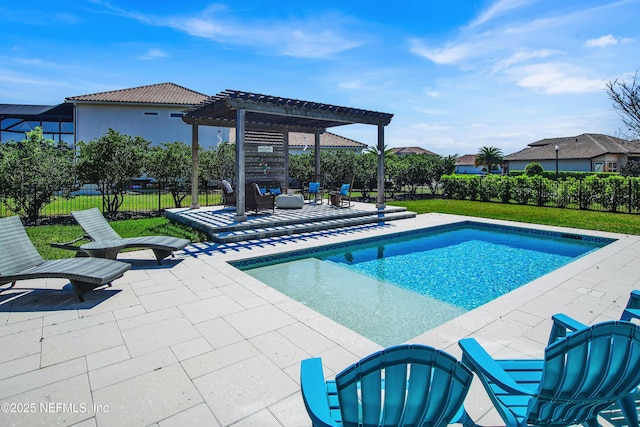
236 222 613 346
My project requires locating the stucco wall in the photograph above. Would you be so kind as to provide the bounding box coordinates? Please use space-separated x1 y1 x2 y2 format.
74 103 229 148
507 159 592 172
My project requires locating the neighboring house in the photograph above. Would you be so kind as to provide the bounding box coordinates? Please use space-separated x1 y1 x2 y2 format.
455 154 485 174
504 133 640 173
389 146 438 156
228 130 368 155
288 132 367 155
66 82 229 149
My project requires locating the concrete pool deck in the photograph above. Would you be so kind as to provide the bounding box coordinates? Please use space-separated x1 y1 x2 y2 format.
0 207 638 426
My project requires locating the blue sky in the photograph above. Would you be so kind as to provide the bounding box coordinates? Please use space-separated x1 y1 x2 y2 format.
1 0 639 156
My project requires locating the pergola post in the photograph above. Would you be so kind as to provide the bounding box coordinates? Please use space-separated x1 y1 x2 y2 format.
190 123 200 209
235 109 247 222
314 132 321 179
283 131 290 191
376 124 386 209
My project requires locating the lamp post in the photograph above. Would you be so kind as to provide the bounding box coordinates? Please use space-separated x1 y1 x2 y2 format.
555 145 559 179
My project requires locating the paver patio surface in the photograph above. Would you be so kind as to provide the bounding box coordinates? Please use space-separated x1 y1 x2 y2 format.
0 209 638 426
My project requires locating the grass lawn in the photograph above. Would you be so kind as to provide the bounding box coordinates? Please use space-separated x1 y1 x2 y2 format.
389 199 640 235
24 198 640 260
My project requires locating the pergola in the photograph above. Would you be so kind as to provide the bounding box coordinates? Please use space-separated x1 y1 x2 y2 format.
182 90 393 221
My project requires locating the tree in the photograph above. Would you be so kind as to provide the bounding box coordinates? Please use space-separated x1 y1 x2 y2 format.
146 142 192 208
288 151 314 189
0 127 75 223
475 146 504 174
606 71 640 138
76 129 150 213
354 150 378 199
620 160 640 177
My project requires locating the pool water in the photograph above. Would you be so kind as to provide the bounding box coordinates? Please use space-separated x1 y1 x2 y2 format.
238 222 613 346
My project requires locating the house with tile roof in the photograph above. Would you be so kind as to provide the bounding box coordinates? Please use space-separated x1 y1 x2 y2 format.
389 146 438 156
65 82 229 149
504 133 640 173
455 154 486 174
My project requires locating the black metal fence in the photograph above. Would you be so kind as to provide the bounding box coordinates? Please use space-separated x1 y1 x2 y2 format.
0 186 224 224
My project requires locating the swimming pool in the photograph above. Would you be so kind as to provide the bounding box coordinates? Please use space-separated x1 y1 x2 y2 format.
234 221 614 346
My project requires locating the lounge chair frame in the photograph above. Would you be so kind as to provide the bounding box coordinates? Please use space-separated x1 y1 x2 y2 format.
0 216 130 301
53 208 190 264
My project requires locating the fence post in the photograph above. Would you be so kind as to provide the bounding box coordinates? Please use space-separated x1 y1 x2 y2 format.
629 179 633 214
579 179 584 210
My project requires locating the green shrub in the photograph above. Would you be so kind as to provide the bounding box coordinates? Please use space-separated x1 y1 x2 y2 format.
524 162 544 176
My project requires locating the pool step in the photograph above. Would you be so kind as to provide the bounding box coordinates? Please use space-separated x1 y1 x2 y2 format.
210 209 416 243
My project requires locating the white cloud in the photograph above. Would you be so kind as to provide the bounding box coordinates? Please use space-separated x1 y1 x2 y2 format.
506 63 605 94
585 34 618 48
99 3 364 59
411 123 451 132
409 39 478 64
280 29 361 59
467 0 536 29
138 48 168 60
492 49 560 72
423 88 441 98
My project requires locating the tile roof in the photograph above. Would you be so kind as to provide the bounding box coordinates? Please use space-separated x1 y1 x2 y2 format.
65 82 208 105
288 132 366 148
504 133 640 161
455 154 477 166
229 131 367 148
389 146 438 155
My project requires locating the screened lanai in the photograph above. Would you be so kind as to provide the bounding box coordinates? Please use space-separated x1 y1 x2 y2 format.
0 103 74 144
182 90 393 221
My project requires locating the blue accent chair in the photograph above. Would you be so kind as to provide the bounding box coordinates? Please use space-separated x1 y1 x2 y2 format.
459 316 640 427
307 181 322 204
300 344 475 427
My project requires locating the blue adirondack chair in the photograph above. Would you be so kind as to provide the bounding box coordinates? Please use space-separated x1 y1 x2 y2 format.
300 344 475 427
459 317 640 427
622 289 640 322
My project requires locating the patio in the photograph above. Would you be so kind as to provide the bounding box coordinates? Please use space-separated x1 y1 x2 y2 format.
0 212 638 426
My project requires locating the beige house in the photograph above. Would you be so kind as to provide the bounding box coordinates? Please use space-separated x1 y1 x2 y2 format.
504 133 640 173
66 82 229 149
229 130 367 155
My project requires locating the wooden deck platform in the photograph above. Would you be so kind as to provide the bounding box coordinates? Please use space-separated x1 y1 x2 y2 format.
166 201 416 243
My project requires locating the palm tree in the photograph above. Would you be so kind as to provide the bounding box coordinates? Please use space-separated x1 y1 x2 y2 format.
474 146 504 174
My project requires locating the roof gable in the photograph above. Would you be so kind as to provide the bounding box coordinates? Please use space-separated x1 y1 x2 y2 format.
65 82 208 106
390 146 438 156
505 133 640 161
229 130 366 149
455 154 477 165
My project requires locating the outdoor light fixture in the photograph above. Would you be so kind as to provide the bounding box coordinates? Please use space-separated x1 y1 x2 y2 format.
555 145 559 179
